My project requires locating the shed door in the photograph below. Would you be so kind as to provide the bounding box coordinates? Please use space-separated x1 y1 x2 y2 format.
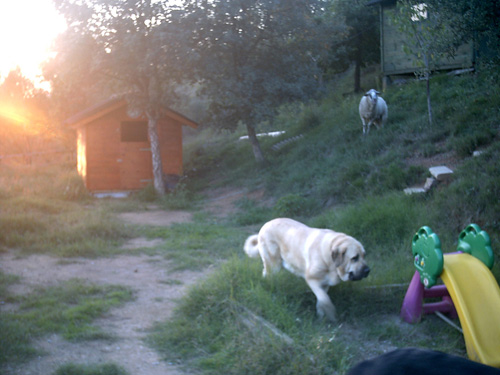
119 121 153 190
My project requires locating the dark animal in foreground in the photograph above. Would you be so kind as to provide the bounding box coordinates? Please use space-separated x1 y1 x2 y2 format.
347 348 500 375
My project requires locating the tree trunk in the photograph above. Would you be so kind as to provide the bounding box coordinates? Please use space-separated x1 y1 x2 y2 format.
246 124 266 163
354 39 362 93
426 75 433 126
424 53 433 126
147 112 166 195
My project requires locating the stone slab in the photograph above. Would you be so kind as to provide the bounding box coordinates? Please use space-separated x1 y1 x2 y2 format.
429 166 453 181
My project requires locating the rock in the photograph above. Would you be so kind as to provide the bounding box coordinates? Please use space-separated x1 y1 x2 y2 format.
429 166 453 182
404 187 427 195
424 177 437 191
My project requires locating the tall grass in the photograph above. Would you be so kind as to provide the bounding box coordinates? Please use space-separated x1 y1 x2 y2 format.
0 164 136 256
148 256 464 375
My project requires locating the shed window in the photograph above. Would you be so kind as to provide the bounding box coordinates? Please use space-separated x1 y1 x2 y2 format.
121 121 148 142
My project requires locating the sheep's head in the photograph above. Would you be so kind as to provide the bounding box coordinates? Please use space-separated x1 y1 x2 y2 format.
364 89 380 105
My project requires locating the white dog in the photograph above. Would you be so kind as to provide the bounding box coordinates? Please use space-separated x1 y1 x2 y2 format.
244 218 370 322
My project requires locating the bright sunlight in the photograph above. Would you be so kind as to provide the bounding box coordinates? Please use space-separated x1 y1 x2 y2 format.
0 0 66 87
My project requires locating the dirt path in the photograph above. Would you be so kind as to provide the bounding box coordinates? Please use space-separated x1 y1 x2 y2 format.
0 210 210 375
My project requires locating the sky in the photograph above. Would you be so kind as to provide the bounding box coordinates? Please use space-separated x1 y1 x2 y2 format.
0 0 67 88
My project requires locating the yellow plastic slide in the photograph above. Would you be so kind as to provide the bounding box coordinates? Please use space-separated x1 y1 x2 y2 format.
441 253 500 367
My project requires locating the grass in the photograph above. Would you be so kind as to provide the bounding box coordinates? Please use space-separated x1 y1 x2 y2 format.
53 363 129 375
0 276 133 366
142 217 249 271
147 257 465 375
0 163 138 257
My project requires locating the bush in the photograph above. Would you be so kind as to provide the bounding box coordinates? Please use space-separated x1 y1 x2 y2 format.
273 194 318 218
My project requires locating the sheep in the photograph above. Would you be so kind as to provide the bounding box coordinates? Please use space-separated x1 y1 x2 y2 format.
359 89 388 135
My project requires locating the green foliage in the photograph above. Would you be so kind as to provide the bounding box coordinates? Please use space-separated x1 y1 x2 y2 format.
54 363 129 375
326 0 380 91
392 1 458 75
179 0 332 133
426 0 500 66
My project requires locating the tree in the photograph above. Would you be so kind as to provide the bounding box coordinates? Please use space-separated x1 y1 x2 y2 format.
176 0 332 163
42 32 109 125
326 0 379 93
49 0 187 195
426 0 500 67
0 68 52 162
392 0 458 126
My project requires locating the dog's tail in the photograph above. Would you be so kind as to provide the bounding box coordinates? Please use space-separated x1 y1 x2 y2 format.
244 234 260 258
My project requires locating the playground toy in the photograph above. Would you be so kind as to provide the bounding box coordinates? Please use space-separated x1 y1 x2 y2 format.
401 224 500 368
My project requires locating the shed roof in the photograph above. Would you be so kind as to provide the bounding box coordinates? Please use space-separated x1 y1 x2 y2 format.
65 94 198 129
367 0 396 6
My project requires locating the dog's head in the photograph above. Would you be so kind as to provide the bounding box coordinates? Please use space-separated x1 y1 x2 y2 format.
331 237 370 282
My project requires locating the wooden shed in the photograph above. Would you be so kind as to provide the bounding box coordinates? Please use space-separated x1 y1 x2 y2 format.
367 0 475 83
65 96 198 193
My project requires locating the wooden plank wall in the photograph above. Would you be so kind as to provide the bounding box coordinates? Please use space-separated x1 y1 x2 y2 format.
382 5 473 76
81 106 185 192
85 108 122 191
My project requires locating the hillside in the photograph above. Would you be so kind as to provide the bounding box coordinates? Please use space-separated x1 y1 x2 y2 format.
183 69 500 257
144 68 500 375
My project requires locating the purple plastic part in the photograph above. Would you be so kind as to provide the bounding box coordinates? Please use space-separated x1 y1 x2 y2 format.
401 271 458 323
401 271 424 323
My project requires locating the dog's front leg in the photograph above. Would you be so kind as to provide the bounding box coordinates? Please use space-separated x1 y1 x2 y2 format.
306 278 336 322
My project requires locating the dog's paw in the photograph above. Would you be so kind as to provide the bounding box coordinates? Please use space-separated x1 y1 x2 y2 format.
316 301 337 322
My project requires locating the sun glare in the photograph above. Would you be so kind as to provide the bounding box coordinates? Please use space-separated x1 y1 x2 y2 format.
0 0 66 88
0 103 47 137
0 105 28 125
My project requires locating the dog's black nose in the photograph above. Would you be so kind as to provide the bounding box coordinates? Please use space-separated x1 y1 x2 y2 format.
349 266 370 281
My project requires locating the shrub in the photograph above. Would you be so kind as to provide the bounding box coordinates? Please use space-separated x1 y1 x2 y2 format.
273 194 317 218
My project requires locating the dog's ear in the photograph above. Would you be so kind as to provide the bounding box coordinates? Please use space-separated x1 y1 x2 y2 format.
331 247 345 267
